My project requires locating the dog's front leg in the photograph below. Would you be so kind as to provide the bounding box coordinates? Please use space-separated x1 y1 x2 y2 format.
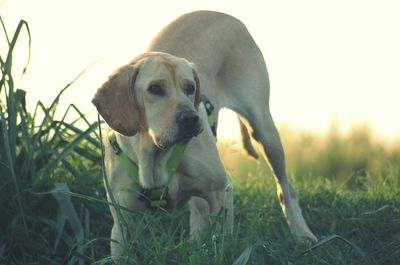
188 173 233 240
136 133 159 188
106 162 146 259
188 196 210 240
106 132 158 259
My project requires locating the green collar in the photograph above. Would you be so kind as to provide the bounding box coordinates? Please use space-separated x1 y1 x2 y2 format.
108 97 216 209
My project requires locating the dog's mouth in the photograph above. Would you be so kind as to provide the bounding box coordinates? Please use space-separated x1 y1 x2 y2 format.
154 125 203 150
177 126 203 142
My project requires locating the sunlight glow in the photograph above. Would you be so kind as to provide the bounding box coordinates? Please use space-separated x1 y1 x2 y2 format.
2 0 400 139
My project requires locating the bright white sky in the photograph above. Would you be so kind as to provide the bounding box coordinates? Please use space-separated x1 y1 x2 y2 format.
2 0 400 139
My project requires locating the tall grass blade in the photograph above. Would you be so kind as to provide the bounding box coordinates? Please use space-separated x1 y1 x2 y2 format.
232 241 277 265
0 18 31 90
232 244 253 265
0 110 28 235
32 60 99 150
300 234 371 264
51 183 84 265
57 120 100 148
52 183 83 242
54 207 67 251
41 122 98 174
0 17 31 241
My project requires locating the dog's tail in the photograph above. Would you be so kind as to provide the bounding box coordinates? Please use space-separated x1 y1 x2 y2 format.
238 116 259 160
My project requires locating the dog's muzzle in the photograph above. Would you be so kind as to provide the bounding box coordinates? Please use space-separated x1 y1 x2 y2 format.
176 110 203 142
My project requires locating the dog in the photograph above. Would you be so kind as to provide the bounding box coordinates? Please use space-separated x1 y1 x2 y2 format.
92 10 317 258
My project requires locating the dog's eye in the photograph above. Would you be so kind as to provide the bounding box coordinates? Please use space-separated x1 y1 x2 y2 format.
148 84 165 96
185 84 195 96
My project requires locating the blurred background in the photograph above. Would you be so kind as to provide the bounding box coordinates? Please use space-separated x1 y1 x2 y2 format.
2 0 400 180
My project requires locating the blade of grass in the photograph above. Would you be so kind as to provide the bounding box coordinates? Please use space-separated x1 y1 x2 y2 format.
32 60 100 149
61 159 81 179
32 189 139 215
17 93 35 179
232 244 253 265
41 122 98 174
2 22 30 155
47 103 100 151
51 182 84 264
54 206 67 251
0 110 28 235
299 234 371 264
57 121 100 148
0 18 31 90
72 146 100 163
0 17 11 45
65 103 100 140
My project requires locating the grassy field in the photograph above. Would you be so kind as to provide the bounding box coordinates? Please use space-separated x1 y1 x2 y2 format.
1 18 400 265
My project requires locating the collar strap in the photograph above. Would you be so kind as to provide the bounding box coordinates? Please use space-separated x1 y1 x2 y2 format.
109 132 140 184
200 95 217 137
108 96 216 208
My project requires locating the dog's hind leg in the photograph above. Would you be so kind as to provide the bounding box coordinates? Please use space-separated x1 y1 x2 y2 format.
243 107 317 242
217 45 317 241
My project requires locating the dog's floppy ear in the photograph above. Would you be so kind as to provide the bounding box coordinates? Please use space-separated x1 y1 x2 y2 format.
190 63 201 109
92 64 140 136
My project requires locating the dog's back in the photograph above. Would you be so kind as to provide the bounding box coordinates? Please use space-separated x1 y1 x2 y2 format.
148 11 265 81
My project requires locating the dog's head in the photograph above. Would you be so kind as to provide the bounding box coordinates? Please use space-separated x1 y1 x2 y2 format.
92 52 203 149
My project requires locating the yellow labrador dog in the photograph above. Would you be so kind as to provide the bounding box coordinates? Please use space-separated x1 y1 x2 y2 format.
92 10 317 257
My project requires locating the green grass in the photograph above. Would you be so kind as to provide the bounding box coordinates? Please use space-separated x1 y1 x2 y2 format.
1 17 400 265
89 170 400 265
1 17 104 264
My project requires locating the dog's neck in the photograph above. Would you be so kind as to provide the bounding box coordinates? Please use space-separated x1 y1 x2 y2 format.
115 130 174 189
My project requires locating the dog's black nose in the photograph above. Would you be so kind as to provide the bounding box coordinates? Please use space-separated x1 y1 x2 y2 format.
176 111 202 140
177 111 199 127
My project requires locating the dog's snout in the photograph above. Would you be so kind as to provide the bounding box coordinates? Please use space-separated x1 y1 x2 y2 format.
177 111 199 127
176 110 202 141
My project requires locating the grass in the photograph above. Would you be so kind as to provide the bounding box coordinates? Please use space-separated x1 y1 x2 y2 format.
1 17 104 264
1 17 400 264
89 168 400 265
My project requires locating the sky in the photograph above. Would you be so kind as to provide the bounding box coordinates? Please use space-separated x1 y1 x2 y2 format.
2 0 400 140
